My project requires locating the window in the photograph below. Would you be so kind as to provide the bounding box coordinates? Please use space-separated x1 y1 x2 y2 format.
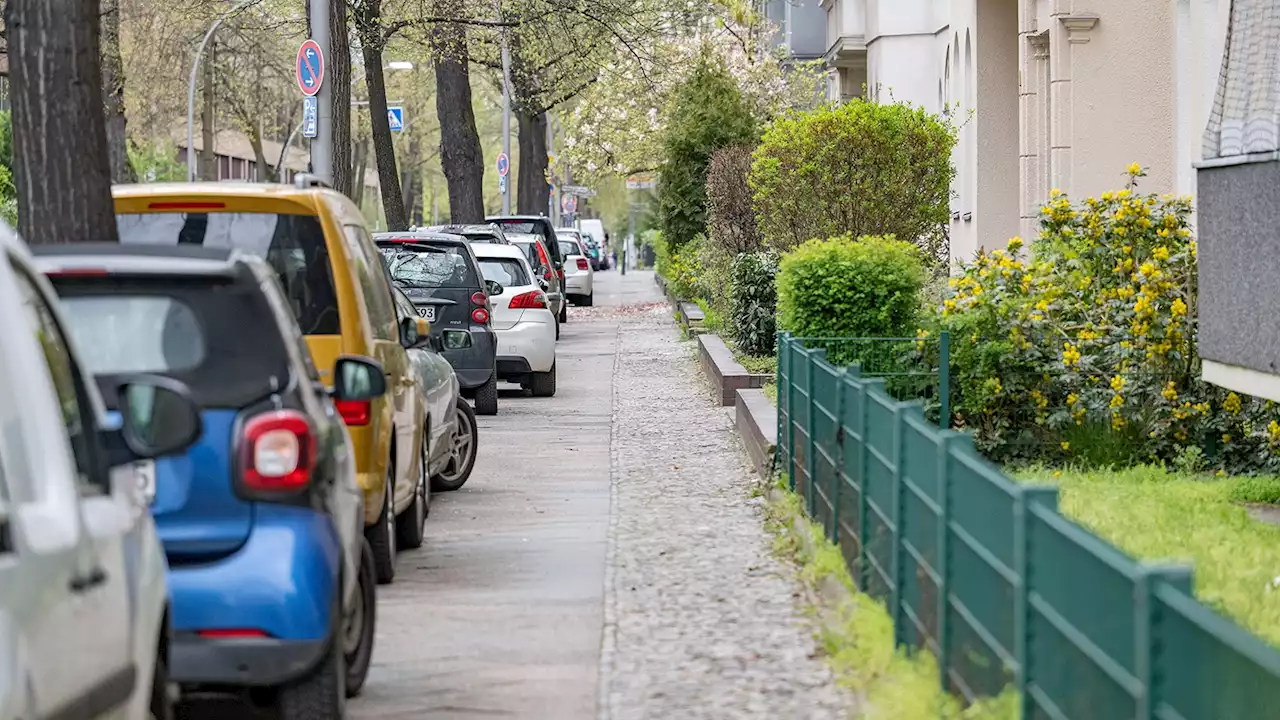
344 226 397 341
379 244 479 289
117 212 341 335
59 297 205 376
12 264 96 493
479 258 530 288
558 240 583 257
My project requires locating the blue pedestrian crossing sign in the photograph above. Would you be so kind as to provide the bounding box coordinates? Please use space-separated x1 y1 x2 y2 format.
388 106 405 132
302 97 319 138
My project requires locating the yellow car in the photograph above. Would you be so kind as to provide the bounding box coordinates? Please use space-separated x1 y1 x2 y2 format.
113 178 432 584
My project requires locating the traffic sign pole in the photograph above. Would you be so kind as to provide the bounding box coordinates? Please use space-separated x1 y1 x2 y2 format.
306 7 331 183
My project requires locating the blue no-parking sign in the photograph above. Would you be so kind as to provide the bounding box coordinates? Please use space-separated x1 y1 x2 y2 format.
388 106 405 132
296 40 325 97
496 152 510 178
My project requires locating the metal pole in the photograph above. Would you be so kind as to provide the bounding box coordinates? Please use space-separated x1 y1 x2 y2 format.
186 0 254 181
547 115 556 223
309 0 332 182
500 13 513 214
624 201 634 276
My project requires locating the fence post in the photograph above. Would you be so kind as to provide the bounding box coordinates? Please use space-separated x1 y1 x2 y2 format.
776 333 789 480
938 330 951 429
857 378 885 593
1015 485 1060 718
829 367 848 544
1137 565 1193 720
889 400 921 649
806 348 826 518
787 338 798 491
935 430 963 691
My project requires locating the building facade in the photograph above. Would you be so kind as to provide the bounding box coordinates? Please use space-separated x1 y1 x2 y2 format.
822 0 1230 263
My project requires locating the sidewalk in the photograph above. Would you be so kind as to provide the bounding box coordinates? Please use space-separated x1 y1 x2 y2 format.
599 305 852 719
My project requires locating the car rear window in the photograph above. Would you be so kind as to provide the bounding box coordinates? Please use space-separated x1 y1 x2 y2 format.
479 258 529 287
115 212 340 335
378 243 479 289
558 240 583 257
50 277 292 410
489 219 541 235
462 232 502 244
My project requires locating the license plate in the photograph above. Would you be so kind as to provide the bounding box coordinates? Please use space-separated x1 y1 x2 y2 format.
418 306 437 322
134 460 156 505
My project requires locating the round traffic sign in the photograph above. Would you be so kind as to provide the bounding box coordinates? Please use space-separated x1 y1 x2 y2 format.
296 40 325 97
562 194 577 214
496 152 510 178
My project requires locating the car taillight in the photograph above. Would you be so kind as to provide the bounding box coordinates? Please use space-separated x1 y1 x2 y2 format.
472 307 490 324
509 290 547 309
336 399 371 426
470 291 487 306
241 411 314 491
576 257 589 271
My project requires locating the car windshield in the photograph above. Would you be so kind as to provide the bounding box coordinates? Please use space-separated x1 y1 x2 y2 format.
558 240 583 257
479 258 530 287
49 277 292 409
378 244 478 289
489 219 541 235
115 212 340 335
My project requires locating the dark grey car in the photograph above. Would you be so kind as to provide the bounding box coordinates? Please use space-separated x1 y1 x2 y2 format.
374 232 501 416
420 223 512 245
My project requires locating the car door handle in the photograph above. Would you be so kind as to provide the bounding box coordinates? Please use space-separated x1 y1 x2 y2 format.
69 567 107 593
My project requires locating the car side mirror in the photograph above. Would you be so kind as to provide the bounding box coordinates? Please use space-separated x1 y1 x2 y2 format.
537 277 549 291
485 279 504 296
332 356 387 401
399 316 429 349
116 376 203 460
430 334 445 352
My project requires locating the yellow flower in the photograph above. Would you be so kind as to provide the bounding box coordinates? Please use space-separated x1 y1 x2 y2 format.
1110 375 1126 392
1049 189 1063 199
1062 343 1082 367
1066 393 1080 406
1152 246 1170 261
1035 300 1050 312
1110 394 1125 409
1171 298 1187 317
1216 469 1227 478
1060 441 1071 451
1127 162 1143 176
1007 237 1023 253
1224 392 1242 415
1266 420 1280 446
1161 381 1178 402
1053 471 1062 478
1222 434 1233 444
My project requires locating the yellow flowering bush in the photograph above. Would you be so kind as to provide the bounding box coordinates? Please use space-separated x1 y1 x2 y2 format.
930 167 1280 472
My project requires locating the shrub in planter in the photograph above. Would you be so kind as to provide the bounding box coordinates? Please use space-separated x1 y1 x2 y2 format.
729 250 780 357
666 233 705 301
750 99 956 266
934 167 1280 473
696 239 735 324
777 235 925 362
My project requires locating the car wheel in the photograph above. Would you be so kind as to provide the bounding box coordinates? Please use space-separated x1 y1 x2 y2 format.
365 466 396 585
474 372 498 416
396 433 428 550
277 632 345 719
431 399 477 492
149 642 174 720
530 361 557 398
581 293 593 307
343 539 377 697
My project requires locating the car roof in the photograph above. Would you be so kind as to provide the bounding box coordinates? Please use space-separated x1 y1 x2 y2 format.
506 233 543 244
469 243 526 260
373 231 469 247
29 242 252 278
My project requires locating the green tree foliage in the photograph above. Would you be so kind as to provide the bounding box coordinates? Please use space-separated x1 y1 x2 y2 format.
659 58 758 251
750 99 956 265
0 111 16 226
777 234 924 342
128 141 187 183
729 250 779 357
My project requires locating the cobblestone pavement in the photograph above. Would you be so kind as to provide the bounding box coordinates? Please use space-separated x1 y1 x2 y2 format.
179 270 850 719
599 284 851 720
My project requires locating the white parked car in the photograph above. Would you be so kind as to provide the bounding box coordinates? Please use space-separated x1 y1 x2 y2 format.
556 233 595 306
471 243 558 397
0 224 202 719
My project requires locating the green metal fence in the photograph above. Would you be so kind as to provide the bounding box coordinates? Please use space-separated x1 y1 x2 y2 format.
776 333 1280 719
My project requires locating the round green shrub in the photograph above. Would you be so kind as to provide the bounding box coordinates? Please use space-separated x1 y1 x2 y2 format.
777 235 925 341
750 99 956 266
729 250 779 357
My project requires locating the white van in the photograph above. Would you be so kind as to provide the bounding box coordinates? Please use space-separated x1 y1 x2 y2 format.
577 219 608 267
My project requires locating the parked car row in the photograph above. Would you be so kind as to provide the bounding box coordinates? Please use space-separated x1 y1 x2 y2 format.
378 215 591 416
0 177 482 720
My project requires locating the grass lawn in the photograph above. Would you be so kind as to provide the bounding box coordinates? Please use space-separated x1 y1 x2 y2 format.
1013 465 1280 646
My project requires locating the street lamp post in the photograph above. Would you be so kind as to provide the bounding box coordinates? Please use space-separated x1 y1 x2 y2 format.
186 0 256 181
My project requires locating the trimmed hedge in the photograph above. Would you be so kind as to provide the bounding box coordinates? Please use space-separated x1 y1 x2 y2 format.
778 234 924 341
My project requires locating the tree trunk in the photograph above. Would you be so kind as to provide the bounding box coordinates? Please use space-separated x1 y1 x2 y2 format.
403 135 423 225
352 138 368 208
356 8 407 231
431 0 484 223
516 108 549 215
328 0 352 197
100 0 134 184
200 39 216 180
6 0 118 244
248 127 268 182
